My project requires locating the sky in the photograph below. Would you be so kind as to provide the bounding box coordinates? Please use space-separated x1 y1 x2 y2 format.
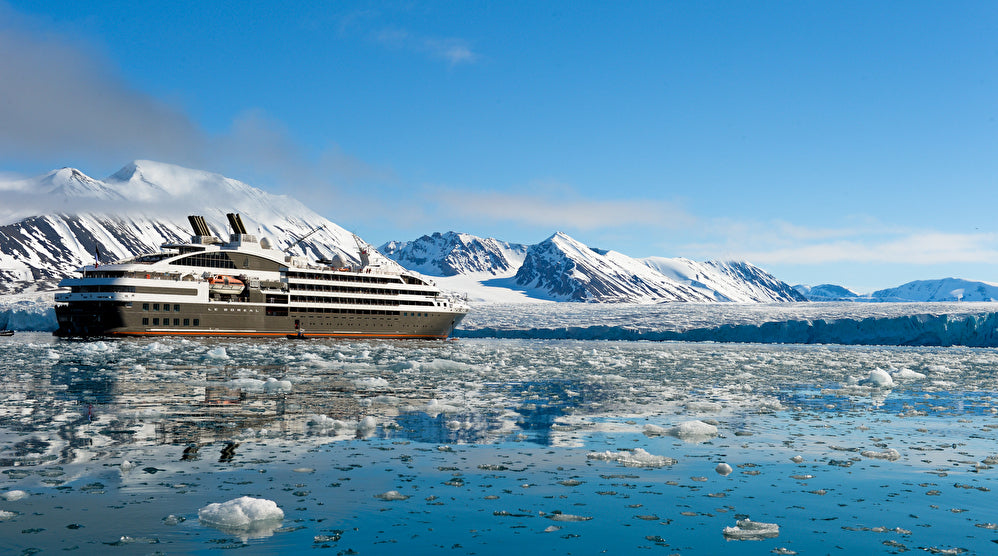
0 0 996 293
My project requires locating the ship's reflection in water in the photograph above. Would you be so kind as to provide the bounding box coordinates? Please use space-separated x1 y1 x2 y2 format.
7 359 640 467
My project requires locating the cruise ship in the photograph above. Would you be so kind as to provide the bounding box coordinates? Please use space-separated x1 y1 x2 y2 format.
54 214 469 338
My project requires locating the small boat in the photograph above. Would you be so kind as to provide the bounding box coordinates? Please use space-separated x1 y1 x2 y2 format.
207 275 245 295
0 330 13 336
286 330 310 340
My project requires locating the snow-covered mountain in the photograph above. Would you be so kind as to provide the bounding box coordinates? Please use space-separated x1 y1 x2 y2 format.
379 232 527 277
643 257 806 302
382 229 805 304
0 160 378 294
870 278 998 302
793 284 862 302
511 232 715 302
794 280 998 302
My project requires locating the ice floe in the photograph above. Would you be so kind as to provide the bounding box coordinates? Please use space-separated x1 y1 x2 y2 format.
667 420 719 442
587 448 677 468
197 496 284 532
374 490 409 501
2 490 27 501
861 448 902 461
723 518 780 540
857 368 895 388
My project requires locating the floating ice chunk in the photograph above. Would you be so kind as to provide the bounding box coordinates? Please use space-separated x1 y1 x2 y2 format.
0 510 16 521
861 449 901 461
715 463 733 476
120 461 136 472
206 347 229 360
685 401 722 412
892 368 926 380
858 368 894 388
587 448 677 468
354 377 389 389
2 490 27 501
547 512 593 522
198 496 284 530
643 424 667 437
143 342 170 354
790 455 804 464
422 399 463 417
723 518 780 540
667 420 718 442
263 378 293 393
374 490 409 501
357 416 378 436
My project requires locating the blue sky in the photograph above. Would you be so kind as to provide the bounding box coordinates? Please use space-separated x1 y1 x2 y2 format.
1 1 996 292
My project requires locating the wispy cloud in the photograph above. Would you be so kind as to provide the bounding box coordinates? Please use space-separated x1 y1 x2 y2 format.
684 218 998 266
742 232 998 265
373 28 479 65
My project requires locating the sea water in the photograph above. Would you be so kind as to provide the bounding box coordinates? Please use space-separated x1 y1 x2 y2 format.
0 331 996 554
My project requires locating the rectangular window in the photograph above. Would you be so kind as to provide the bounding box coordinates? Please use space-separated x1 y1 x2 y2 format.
174 304 180 312
153 303 160 311
173 318 180 326
142 303 149 311
142 318 149 325
152 318 159 325
193 319 200 326
183 318 190 326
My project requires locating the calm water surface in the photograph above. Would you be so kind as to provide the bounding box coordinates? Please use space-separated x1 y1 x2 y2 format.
0 332 996 554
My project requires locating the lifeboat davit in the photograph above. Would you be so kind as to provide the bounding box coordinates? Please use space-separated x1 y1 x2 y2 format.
208 275 245 295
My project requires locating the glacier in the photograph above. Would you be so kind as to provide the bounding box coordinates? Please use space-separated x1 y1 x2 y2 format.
453 302 998 347
8 291 998 347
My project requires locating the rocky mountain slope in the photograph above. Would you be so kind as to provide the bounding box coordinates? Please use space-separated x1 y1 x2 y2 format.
380 232 527 277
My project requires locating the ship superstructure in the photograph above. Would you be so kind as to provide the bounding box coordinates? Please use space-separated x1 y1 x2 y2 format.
54 214 469 338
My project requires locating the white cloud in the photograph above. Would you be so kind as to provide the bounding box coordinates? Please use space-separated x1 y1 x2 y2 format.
0 8 387 210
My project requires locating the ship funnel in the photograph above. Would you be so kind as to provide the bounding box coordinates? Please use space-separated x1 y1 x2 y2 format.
188 215 211 236
226 213 249 235
187 215 220 243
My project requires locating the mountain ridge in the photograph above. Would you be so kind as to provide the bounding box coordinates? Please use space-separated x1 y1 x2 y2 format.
383 230 806 304
0 160 375 294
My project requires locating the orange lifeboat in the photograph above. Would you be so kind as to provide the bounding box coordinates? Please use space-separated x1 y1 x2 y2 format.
208 275 245 295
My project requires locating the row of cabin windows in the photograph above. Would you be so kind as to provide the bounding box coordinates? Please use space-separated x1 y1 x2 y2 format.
143 303 181 312
289 295 434 307
288 282 434 297
291 308 400 316
142 317 200 326
287 308 432 317
286 271 406 285
71 285 136 293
